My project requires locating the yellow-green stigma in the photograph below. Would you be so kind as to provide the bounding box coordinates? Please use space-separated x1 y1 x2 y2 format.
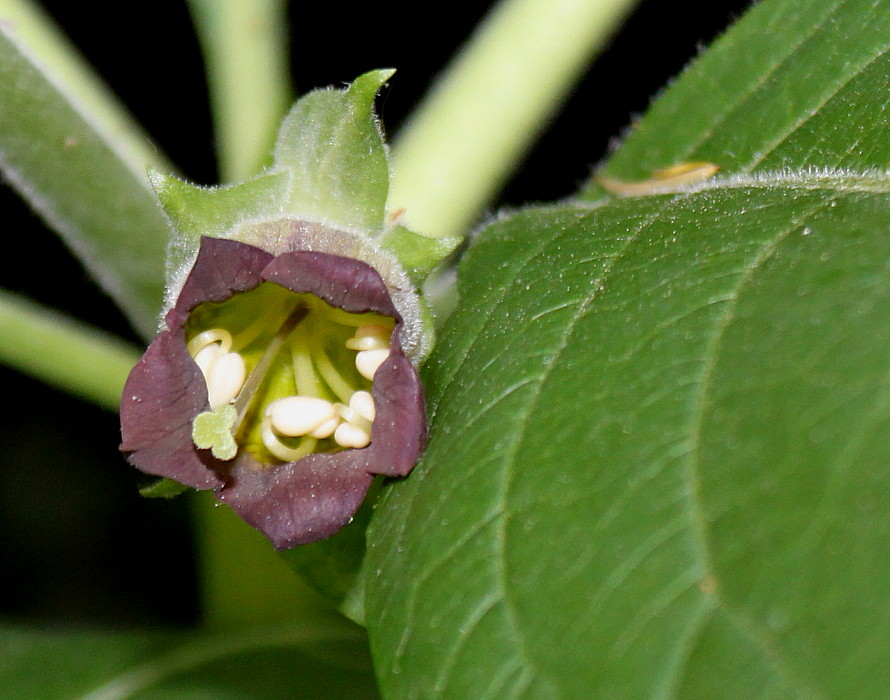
186 282 394 462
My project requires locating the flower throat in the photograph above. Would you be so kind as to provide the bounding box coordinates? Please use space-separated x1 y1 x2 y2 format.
186 281 394 464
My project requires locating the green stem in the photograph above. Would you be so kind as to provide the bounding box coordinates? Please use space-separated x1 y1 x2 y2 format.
389 0 640 239
186 0 292 182
0 0 170 176
0 290 140 410
193 490 335 630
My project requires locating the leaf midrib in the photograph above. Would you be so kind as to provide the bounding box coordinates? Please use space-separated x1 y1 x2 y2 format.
659 191 846 700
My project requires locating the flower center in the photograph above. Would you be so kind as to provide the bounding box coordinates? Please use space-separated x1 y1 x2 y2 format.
186 282 394 463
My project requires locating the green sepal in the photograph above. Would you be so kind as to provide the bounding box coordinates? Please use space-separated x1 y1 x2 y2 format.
149 169 289 289
151 71 442 364
379 225 462 284
272 68 395 235
138 477 190 499
192 404 238 461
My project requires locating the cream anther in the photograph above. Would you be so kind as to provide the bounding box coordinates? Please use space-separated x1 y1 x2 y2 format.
356 348 390 380
188 329 245 409
268 396 337 437
310 417 340 439
193 343 222 376
349 390 376 423
334 422 371 449
346 325 391 351
206 352 246 409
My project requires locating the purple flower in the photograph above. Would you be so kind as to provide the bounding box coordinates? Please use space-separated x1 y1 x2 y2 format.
120 236 426 549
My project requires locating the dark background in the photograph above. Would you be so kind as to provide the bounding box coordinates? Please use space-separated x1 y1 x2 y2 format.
0 0 752 627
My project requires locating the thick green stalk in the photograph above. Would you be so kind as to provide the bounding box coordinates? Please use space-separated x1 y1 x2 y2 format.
186 0 292 182
194 491 336 630
0 291 139 410
389 0 639 239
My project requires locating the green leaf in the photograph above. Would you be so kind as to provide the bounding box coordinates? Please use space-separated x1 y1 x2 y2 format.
0 20 171 337
366 172 890 696
0 620 380 699
0 0 171 178
273 69 394 235
580 0 890 198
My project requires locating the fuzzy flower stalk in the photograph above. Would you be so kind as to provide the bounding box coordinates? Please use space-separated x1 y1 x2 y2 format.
119 71 459 548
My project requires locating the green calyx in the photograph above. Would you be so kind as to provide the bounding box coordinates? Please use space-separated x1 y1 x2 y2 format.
150 70 462 360
186 282 395 466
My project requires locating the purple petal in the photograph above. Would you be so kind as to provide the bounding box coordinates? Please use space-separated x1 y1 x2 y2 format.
166 237 274 329
218 454 375 550
364 346 427 477
261 250 427 475
260 251 398 316
121 237 427 548
119 330 221 489
217 250 427 545
122 237 272 490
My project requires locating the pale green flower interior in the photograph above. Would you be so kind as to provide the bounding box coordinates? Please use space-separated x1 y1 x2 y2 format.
186 282 394 464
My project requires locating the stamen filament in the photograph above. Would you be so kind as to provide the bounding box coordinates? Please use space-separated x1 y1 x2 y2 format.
229 302 286 351
314 303 379 328
187 329 233 356
261 416 318 462
312 339 356 405
290 329 322 398
232 305 308 431
335 403 373 434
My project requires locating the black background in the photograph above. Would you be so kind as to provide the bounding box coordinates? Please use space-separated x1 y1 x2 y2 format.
0 0 753 627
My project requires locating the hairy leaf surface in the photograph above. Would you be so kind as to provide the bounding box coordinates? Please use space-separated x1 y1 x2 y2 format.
367 174 890 697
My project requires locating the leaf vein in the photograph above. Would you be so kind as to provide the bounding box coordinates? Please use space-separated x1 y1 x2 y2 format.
746 46 889 170
673 0 849 162
681 192 845 696
491 199 694 689
434 593 502 693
